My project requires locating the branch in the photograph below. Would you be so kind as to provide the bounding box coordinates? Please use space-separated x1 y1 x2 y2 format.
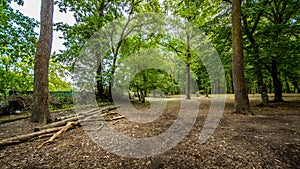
34 105 118 131
37 121 79 149
251 0 269 34
223 0 232 4
157 41 184 56
0 126 65 147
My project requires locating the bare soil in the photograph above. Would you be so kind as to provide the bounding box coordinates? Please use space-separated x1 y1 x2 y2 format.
0 95 299 169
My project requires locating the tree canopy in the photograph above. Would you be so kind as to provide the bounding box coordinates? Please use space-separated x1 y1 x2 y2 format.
1 0 299 106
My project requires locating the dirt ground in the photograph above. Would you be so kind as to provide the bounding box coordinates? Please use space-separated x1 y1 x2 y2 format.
0 94 299 169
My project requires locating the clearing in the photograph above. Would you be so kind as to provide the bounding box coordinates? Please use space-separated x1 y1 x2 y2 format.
0 94 299 168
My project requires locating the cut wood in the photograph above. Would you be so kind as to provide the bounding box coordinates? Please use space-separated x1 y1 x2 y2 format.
80 115 125 123
0 106 123 148
0 114 31 124
34 105 119 131
34 115 81 132
110 115 125 121
54 106 119 122
50 107 74 113
0 126 64 147
54 114 76 122
37 121 79 149
38 133 54 139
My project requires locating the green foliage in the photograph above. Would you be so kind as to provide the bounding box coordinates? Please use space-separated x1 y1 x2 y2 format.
0 1 38 97
130 68 179 95
49 58 72 91
49 91 73 110
39 0 300 102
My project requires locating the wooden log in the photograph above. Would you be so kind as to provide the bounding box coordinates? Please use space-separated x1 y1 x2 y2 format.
0 114 30 124
0 126 64 147
0 107 123 148
110 115 125 121
50 107 74 113
80 115 125 123
54 107 117 121
37 121 79 149
34 105 118 131
34 116 81 132
54 114 77 122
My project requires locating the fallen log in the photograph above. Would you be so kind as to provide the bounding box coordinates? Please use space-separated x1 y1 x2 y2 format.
50 107 74 114
80 115 125 123
37 121 79 149
110 115 125 121
34 105 118 131
0 126 64 147
54 107 117 121
0 113 31 124
34 116 81 132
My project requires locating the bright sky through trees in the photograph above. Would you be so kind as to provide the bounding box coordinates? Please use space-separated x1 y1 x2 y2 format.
11 0 76 54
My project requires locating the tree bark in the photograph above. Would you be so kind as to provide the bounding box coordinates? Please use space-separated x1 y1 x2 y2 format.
292 81 299 93
107 53 117 102
230 70 234 94
271 60 283 102
186 34 191 100
96 56 105 101
231 0 251 114
256 66 269 106
31 0 54 124
241 4 269 106
284 75 290 93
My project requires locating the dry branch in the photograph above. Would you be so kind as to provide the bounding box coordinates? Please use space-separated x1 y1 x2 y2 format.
50 107 74 113
0 105 121 148
110 115 125 121
80 115 125 123
35 105 118 131
37 121 79 149
0 113 31 124
0 126 64 147
54 114 76 121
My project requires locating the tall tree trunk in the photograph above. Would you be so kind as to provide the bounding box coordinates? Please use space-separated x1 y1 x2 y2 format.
231 0 251 114
107 54 117 102
292 81 299 93
140 89 145 103
186 34 191 100
242 6 269 106
256 66 269 106
230 70 234 94
271 60 283 102
96 57 105 101
284 75 290 93
31 0 54 124
137 86 141 101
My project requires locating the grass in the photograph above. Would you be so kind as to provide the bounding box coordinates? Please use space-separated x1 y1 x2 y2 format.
200 93 300 101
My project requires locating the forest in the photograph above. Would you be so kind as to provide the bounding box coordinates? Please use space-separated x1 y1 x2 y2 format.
0 0 299 168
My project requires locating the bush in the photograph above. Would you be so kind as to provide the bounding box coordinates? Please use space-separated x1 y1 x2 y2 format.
49 92 73 110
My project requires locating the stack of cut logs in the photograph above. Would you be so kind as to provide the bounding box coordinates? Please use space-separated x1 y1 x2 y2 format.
0 105 123 148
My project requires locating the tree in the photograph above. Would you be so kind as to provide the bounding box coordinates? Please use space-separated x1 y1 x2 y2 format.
164 0 202 100
31 0 54 124
0 0 38 97
55 0 131 102
259 0 300 102
231 0 251 114
242 0 269 106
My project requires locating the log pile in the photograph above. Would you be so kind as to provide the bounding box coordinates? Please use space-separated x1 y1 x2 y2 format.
0 105 124 148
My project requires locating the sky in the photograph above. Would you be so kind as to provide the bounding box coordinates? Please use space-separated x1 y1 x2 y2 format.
11 0 76 54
